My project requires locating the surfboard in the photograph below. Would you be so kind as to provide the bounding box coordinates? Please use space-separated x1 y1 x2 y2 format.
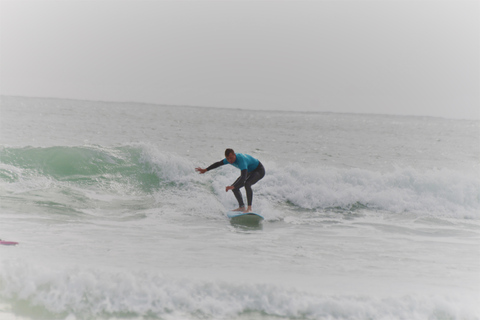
0 240 19 246
226 211 264 223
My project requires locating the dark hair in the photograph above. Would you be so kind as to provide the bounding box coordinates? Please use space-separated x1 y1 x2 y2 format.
225 148 235 157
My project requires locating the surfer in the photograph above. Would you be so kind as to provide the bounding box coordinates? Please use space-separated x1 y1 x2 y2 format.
195 149 265 213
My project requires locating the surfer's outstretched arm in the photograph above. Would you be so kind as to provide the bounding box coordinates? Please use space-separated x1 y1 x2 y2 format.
195 160 225 174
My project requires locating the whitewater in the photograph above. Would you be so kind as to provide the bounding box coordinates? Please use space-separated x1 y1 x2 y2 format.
0 96 479 320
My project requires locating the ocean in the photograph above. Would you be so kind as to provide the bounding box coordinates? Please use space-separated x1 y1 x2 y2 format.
0 96 479 320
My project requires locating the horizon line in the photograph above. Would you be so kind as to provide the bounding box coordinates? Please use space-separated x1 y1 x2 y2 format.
1 94 476 121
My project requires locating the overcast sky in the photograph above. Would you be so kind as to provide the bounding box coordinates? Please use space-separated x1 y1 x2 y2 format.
1 0 478 119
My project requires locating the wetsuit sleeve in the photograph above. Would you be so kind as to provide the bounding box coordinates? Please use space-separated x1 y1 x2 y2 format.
232 169 248 189
206 160 226 171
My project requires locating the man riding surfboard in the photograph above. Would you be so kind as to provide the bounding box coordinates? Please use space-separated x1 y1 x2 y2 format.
195 149 265 213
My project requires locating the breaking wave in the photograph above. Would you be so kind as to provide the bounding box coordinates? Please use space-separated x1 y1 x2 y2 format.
1 144 478 219
0 260 477 320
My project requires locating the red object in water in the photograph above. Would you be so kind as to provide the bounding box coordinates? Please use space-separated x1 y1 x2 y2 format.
0 240 19 246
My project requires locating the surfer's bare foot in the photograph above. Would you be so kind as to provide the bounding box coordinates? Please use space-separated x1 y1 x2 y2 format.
233 207 245 212
243 206 252 213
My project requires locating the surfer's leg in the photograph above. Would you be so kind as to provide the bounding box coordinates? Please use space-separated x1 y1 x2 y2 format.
230 175 245 209
232 188 245 208
245 163 265 207
245 183 255 207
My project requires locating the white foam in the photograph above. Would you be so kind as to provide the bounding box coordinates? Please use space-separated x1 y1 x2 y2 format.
0 260 478 320
137 143 197 184
257 164 480 219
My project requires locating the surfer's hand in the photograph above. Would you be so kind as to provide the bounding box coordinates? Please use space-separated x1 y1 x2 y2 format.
195 167 207 174
226 186 235 192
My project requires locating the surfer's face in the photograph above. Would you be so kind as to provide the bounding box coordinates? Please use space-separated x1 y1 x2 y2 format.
226 153 236 164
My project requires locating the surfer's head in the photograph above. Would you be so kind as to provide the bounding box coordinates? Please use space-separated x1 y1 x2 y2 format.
225 148 236 164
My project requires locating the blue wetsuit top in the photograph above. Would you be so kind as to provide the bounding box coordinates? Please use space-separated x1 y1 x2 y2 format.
206 153 261 189
221 153 259 172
